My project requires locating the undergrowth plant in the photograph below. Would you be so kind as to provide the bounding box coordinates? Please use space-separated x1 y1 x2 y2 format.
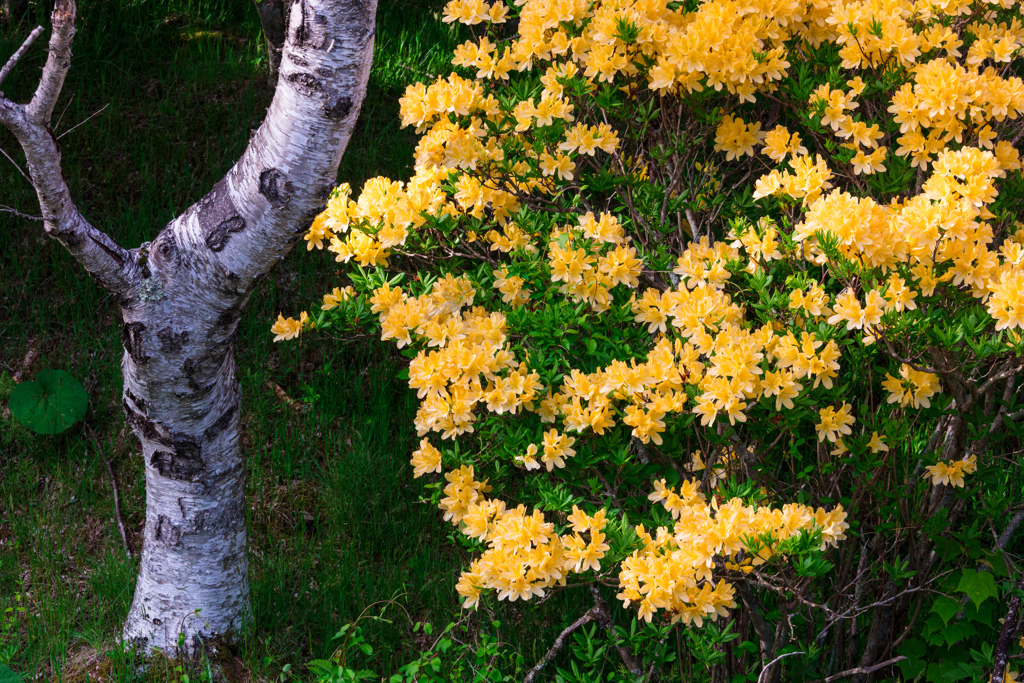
278 0 1024 680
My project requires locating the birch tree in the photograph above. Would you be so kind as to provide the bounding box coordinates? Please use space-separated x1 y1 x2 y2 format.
0 0 377 653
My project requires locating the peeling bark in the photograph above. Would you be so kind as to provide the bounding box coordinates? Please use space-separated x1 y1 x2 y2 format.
0 0 377 654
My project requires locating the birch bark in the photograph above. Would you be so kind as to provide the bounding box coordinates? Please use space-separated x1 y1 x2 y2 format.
0 0 377 653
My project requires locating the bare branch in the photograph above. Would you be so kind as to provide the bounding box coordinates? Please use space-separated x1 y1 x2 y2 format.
0 25 43 89
738 582 776 656
757 651 804 683
997 511 1024 551
591 586 644 679
991 575 1023 683
27 0 76 125
0 1 141 299
523 607 600 683
0 204 44 220
85 423 131 558
823 656 906 683
253 0 287 88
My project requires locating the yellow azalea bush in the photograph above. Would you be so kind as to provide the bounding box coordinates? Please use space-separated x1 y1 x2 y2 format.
280 0 1024 679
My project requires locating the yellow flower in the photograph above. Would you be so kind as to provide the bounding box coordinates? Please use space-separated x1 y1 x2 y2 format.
539 151 576 180
714 114 764 161
988 270 1024 331
567 505 606 533
882 364 941 409
442 0 491 25
411 439 443 478
924 455 976 488
322 286 355 310
828 289 885 331
762 126 794 162
816 403 855 443
493 267 531 307
867 432 889 453
515 443 542 470
271 312 308 342
851 147 888 175
541 429 576 471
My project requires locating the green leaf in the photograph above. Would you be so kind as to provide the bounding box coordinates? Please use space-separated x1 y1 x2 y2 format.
0 665 22 683
930 596 960 625
8 369 88 435
982 551 1010 578
956 569 999 606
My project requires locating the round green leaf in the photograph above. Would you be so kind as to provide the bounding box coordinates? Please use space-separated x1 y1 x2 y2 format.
0 664 23 683
8 369 88 435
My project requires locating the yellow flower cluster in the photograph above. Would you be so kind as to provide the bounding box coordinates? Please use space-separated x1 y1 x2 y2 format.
761 125 808 163
891 59 1024 170
271 312 309 342
447 479 612 607
321 286 356 310
618 479 848 624
924 455 977 488
882 364 941 409
515 429 577 471
433 467 848 616
769 145 1024 338
729 220 782 272
753 155 834 204
546 213 643 313
442 0 509 26
370 277 544 439
788 283 831 318
535 337 689 443
805 81 890 174
307 171 452 268
287 0 1024 626
815 403 855 443
306 0 1023 347
715 115 764 161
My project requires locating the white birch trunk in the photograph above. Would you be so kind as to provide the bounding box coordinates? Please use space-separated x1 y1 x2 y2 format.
1 0 377 653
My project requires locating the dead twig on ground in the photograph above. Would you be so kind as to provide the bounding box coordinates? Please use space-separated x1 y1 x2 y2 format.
85 422 131 557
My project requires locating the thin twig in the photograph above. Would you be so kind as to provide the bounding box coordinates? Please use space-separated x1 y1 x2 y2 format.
56 102 109 140
0 25 44 89
0 204 44 221
53 90 74 132
822 656 906 683
523 607 600 683
85 423 131 558
757 651 805 683
0 146 32 184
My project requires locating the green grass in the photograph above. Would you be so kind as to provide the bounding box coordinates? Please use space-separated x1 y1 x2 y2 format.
0 1 581 679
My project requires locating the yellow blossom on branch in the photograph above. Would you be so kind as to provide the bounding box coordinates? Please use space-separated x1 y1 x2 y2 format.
271 312 309 342
924 455 977 488
882 364 941 409
816 403 855 443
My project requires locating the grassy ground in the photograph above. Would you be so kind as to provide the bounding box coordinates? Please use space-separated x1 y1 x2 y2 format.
0 1 580 679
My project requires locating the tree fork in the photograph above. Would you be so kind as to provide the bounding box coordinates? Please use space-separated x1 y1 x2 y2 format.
0 0 377 653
